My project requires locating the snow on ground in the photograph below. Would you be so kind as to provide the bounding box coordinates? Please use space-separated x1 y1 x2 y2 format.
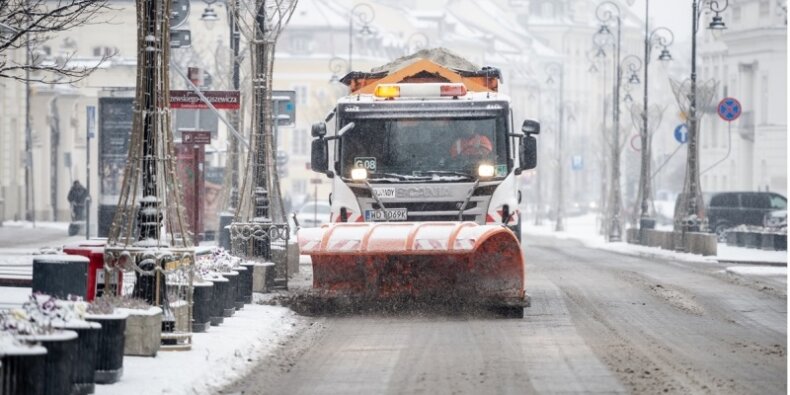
1 221 70 231
725 266 788 276
0 286 298 395
523 213 787 267
96 301 298 395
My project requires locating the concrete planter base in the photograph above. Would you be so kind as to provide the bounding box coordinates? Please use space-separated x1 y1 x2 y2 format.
118 307 161 357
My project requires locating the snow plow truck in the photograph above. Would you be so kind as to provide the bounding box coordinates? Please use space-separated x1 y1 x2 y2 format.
297 49 540 316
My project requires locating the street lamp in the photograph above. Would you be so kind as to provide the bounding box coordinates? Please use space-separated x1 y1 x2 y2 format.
596 1 643 242
638 2 674 239
677 0 729 236
348 3 375 73
595 0 624 241
544 61 565 232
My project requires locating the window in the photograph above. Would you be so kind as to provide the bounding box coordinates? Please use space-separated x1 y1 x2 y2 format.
741 193 770 209
710 193 739 207
759 0 770 16
292 128 309 156
293 85 308 106
770 194 787 209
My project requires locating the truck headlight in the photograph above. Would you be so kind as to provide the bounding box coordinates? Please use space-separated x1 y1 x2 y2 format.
478 164 495 178
351 168 368 180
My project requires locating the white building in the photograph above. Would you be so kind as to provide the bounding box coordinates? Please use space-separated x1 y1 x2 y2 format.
698 0 787 195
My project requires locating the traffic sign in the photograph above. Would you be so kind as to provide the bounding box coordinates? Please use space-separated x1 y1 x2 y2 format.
717 97 742 122
674 124 689 144
170 30 191 48
170 0 190 28
272 90 296 126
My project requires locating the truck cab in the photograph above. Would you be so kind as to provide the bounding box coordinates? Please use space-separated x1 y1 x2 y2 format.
310 57 538 242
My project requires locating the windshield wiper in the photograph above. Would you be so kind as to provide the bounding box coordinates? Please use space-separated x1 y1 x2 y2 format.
414 170 475 180
367 172 411 181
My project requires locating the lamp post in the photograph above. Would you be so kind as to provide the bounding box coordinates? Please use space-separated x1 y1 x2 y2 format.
679 0 729 234
638 0 674 237
596 1 644 242
348 3 375 73
595 1 624 241
544 61 564 232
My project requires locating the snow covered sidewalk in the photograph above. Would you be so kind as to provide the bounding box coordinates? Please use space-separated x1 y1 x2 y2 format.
94 299 298 395
522 214 786 286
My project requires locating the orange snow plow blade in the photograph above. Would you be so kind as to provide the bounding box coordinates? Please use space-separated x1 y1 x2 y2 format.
298 222 526 306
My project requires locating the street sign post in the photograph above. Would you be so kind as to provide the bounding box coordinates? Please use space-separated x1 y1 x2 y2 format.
717 97 742 122
674 124 689 144
182 130 212 145
170 90 240 110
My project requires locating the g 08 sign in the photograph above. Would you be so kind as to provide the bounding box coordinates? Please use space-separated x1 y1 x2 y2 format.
354 157 377 172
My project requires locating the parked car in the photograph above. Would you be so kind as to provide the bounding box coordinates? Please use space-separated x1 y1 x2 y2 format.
707 191 787 236
295 201 331 228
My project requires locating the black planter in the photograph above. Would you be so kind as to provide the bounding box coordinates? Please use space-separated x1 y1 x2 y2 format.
53 322 101 395
725 231 737 246
776 234 787 251
760 233 776 250
0 342 47 395
18 330 78 395
234 265 252 309
209 277 229 326
192 281 213 332
32 255 89 299
85 312 127 384
743 232 760 249
222 271 239 317
735 231 746 247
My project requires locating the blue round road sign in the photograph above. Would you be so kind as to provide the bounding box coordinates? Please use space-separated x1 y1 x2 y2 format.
717 97 742 122
674 124 689 144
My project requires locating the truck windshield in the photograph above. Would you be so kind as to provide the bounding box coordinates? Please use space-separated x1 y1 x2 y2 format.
339 117 509 181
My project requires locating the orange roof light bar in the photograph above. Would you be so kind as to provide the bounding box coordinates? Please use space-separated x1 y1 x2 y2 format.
374 83 468 99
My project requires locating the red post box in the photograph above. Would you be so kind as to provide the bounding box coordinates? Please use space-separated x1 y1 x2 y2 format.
63 243 123 301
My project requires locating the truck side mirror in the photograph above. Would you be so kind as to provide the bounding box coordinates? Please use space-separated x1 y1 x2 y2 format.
521 119 540 135
312 122 327 138
311 138 329 174
519 135 537 171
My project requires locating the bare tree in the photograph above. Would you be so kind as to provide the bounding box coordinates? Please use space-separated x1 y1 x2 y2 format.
0 0 112 84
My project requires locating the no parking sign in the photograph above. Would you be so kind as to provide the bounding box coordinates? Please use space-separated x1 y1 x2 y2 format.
717 97 742 122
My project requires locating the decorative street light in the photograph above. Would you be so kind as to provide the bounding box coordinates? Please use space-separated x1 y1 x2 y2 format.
348 3 375 73
596 0 624 242
544 61 565 232
678 0 729 236
596 1 644 242
638 1 674 240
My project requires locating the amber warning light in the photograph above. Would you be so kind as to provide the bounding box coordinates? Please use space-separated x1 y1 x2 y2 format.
374 83 468 99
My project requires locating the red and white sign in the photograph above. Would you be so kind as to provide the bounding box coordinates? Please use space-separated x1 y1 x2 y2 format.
170 90 240 110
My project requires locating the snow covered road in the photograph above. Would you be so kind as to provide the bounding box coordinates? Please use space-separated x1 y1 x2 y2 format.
225 235 786 394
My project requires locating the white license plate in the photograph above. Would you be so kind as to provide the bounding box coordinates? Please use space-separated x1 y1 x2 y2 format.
365 208 408 221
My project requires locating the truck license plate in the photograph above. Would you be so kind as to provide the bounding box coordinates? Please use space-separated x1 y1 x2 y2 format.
365 208 408 221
